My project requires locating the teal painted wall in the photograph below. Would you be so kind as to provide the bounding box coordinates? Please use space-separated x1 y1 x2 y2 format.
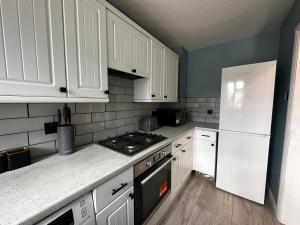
268 0 300 202
186 30 280 97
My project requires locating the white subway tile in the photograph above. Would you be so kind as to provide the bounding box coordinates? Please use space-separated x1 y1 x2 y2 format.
28 130 57 145
105 119 125 129
71 114 91 124
92 112 116 122
0 133 28 151
105 103 126 111
0 104 27 119
75 133 93 147
76 122 105 135
93 129 117 142
76 103 105 113
30 141 56 159
0 116 53 135
28 103 75 117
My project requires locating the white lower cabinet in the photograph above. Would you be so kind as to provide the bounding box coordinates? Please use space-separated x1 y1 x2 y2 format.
96 187 134 225
193 129 217 177
171 131 194 198
93 167 134 225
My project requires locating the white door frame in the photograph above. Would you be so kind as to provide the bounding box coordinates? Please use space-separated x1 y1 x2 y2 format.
276 24 300 224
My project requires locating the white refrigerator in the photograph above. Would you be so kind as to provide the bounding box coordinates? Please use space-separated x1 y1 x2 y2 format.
216 61 276 204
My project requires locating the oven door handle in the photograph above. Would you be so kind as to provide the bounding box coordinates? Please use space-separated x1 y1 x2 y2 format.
141 156 176 185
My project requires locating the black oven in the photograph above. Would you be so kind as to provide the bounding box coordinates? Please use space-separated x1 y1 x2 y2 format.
134 145 174 225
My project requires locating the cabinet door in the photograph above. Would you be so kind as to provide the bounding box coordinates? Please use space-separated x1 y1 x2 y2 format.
0 0 66 97
63 0 108 99
96 187 134 225
181 142 193 181
132 29 151 78
164 50 178 101
151 41 164 100
171 150 182 197
194 138 216 177
107 10 133 74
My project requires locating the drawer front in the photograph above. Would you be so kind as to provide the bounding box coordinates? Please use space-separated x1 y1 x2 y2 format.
93 167 133 213
195 129 216 142
172 131 194 153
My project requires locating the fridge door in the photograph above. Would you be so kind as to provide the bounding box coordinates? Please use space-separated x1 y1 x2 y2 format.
219 61 276 135
216 130 270 204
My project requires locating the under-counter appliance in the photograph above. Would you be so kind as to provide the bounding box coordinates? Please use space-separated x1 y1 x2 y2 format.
216 61 276 204
134 144 174 225
153 109 186 127
98 132 167 156
37 193 95 225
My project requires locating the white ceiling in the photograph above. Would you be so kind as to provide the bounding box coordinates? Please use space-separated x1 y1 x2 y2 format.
106 0 294 50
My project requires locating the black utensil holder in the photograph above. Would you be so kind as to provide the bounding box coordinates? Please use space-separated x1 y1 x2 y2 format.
57 125 75 155
6 147 31 171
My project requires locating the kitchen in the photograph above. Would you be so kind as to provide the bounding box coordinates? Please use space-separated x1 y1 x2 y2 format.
0 0 300 225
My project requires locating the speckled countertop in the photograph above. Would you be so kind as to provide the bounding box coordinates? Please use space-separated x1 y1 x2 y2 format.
0 122 218 225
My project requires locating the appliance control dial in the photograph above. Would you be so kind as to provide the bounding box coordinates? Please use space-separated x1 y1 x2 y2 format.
161 151 166 156
146 160 152 167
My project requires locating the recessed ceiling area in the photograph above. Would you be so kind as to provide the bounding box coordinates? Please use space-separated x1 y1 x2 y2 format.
106 0 294 50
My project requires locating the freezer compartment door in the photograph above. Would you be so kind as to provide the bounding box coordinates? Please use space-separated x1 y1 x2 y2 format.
216 131 270 204
219 61 276 135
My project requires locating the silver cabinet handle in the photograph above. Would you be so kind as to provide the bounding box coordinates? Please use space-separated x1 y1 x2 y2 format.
175 144 181 148
141 156 175 185
201 135 210 137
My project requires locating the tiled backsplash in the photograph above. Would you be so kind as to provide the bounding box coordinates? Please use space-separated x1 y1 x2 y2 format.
0 73 220 161
161 97 220 123
0 76 159 160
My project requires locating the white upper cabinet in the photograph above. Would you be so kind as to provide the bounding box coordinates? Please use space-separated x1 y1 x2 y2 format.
134 42 178 102
0 0 66 97
151 41 164 100
63 0 108 99
107 10 150 78
132 29 151 78
107 10 133 74
164 49 178 102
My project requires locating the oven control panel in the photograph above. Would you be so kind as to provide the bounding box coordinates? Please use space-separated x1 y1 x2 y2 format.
134 144 172 178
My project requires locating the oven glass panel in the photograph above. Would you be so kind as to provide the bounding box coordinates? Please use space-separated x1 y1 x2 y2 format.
134 156 172 225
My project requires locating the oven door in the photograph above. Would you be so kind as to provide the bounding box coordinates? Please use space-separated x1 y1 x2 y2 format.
134 154 174 225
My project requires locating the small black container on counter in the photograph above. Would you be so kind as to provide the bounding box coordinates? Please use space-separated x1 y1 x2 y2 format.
6 147 31 171
0 152 8 174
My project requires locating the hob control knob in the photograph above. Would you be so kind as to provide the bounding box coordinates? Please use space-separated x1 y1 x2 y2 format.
161 151 166 156
146 161 152 167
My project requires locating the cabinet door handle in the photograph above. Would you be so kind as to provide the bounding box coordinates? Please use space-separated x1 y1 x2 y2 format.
201 135 210 137
182 149 186 153
175 144 181 148
104 90 109 94
152 94 155 97
112 183 128 195
211 144 215 147
164 95 168 98
132 69 136 73
59 87 67 93
129 192 134 200
186 136 192 139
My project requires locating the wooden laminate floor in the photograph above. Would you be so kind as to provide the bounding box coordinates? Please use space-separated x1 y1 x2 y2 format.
160 175 281 225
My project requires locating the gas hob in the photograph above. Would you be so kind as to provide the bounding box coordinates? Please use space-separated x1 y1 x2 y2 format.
97 132 167 156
